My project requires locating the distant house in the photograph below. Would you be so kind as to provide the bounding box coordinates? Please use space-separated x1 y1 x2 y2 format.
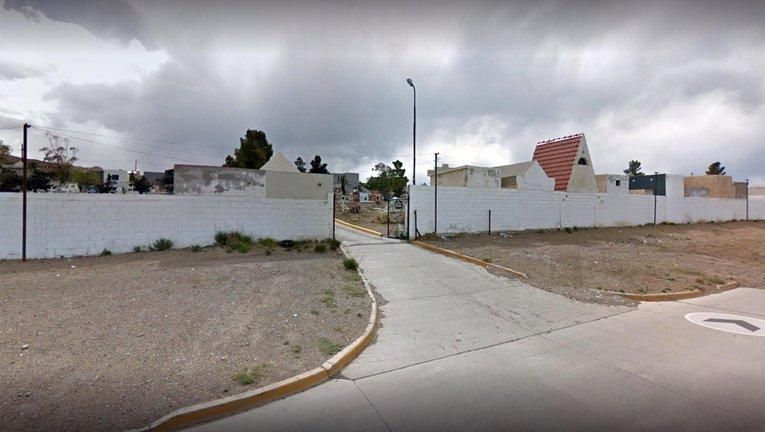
684 175 740 199
595 174 629 195
427 165 501 188
103 169 130 192
532 133 598 193
494 161 554 191
333 172 360 195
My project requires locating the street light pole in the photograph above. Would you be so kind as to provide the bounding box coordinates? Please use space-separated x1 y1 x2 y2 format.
407 78 416 185
406 78 416 240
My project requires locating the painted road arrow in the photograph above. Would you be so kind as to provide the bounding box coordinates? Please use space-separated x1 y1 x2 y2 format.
685 312 765 336
703 318 760 332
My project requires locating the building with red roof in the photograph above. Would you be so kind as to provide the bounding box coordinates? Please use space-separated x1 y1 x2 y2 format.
532 133 598 193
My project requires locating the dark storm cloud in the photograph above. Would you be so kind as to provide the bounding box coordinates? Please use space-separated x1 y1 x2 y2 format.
3 0 155 49
25 0 765 181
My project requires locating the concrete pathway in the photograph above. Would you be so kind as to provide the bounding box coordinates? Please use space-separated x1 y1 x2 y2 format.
189 226 765 431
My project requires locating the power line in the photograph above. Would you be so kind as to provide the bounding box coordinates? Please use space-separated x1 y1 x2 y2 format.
30 126 200 164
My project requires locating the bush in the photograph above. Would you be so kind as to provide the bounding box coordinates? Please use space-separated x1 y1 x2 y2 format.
132 246 141 253
214 231 228 246
150 238 173 251
230 239 252 253
191 244 202 252
258 237 278 248
327 238 341 250
342 257 359 271
564 227 573 234
100 248 112 256
314 244 327 253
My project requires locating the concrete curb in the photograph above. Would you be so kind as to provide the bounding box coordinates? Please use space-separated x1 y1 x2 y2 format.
606 281 740 302
334 218 384 237
132 247 379 432
412 240 527 279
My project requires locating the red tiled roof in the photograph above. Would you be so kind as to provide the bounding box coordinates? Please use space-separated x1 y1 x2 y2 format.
532 133 584 191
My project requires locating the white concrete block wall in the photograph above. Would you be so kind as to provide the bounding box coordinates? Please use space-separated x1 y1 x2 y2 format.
0 193 333 259
408 186 764 236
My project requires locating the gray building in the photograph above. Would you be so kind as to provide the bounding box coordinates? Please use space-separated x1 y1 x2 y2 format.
333 172 360 194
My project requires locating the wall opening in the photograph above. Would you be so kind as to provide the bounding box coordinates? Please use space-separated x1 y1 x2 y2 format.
578 157 588 165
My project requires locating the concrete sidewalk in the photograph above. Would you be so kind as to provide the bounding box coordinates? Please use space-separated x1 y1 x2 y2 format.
189 226 765 431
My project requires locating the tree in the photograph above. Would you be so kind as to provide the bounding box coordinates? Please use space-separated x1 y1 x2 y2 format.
0 167 22 192
27 167 52 192
97 174 117 194
0 139 11 165
308 155 329 174
706 161 726 175
294 157 307 173
161 170 174 193
623 160 644 176
40 131 78 183
366 160 408 197
224 129 273 169
129 172 152 194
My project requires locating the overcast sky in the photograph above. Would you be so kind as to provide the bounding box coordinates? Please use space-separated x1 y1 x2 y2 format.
1 0 764 183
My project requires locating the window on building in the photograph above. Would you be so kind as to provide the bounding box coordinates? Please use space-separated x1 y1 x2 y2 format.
577 158 588 165
615 180 621 187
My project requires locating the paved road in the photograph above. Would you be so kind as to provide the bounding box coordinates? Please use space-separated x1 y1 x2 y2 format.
190 226 765 431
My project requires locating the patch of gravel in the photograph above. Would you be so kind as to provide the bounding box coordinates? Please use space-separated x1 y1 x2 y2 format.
0 246 371 432
425 221 764 305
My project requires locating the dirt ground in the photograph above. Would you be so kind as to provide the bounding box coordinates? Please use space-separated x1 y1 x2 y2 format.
423 221 764 305
0 242 372 432
336 204 404 237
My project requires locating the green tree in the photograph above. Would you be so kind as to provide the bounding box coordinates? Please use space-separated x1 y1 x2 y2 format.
0 167 22 192
98 174 117 194
294 157 307 173
0 139 11 165
161 170 174 193
28 167 52 192
705 161 725 175
224 129 273 169
366 160 408 197
129 173 152 194
623 160 644 176
308 155 329 174
40 131 78 183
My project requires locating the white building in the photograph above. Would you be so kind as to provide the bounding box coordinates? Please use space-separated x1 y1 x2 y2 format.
103 169 130 193
494 161 555 191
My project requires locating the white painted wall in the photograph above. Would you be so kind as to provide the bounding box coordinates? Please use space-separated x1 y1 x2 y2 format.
518 162 555 191
408 185 764 236
0 193 333 259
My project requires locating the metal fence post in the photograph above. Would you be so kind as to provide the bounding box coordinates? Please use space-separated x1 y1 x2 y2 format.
387 201 390 238
414 209 418 240
488 209 491 235
653 172 658 225
746 178 750 221
332 192 336 240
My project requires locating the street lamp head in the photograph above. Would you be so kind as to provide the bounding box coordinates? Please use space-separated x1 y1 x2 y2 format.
406 78 414 87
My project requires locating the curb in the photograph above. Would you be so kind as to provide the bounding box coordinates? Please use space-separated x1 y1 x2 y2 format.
334 218 384 237
607 280 740 302
133 247 379 432
412 240 527 279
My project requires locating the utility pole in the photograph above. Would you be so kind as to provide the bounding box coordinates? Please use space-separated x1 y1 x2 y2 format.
134 159 138 173
22 123 29 262
434 152 439 234
746 178 750 221
653 172 659 225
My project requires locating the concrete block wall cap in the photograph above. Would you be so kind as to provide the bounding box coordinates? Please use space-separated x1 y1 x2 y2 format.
334 218 383 237
412 240 527 279
132 245 379 432
606 281 739 302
